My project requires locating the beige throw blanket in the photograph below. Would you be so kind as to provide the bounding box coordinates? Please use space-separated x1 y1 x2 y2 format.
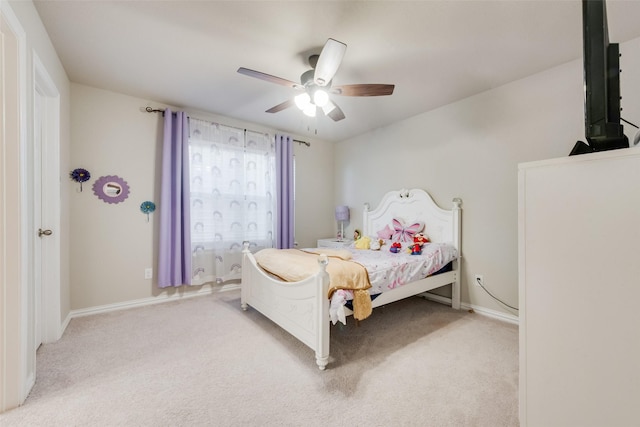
253 248 373 320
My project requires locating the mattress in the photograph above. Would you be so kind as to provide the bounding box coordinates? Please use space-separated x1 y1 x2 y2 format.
315 242 458 324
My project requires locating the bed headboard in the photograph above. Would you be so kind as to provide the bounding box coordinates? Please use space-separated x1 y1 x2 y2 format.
363 188 462 250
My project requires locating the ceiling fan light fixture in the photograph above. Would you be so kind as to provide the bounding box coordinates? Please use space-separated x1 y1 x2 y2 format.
303 104 317 117
294 93 311 110
238 37 394 123
313 89 329 107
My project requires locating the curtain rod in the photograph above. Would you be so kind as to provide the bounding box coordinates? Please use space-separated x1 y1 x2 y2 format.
144 107 308 145
294 139 310 147
144 108 244 133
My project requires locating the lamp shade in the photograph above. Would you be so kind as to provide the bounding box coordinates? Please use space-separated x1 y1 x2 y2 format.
294 92 311 110
335 205 350 222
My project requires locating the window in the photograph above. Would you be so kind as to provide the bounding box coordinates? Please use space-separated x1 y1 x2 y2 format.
188 118 275 285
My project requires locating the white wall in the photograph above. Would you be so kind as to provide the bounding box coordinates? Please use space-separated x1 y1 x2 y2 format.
621 36 640 140
335 35 640 317
293 134 337 246
69 84 335 311
70 85 161 309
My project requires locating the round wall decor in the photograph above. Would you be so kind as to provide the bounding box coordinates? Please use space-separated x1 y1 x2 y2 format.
93 175 130 204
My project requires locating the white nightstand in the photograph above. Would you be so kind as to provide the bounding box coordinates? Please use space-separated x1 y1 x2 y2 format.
317 238 353 249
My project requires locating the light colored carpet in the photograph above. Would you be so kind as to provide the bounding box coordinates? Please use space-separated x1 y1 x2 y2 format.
0 290 519 426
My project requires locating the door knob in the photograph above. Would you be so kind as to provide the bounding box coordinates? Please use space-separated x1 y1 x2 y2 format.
38 228 52 237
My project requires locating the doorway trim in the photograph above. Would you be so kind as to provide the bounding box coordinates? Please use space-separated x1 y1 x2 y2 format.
1 0 29 411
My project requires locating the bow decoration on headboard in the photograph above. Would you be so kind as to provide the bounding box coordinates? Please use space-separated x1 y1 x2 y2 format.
391 218 424 242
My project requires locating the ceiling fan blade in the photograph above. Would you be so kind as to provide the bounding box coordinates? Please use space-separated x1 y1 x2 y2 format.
237 67 303 90
331 84 395 97
323 100 346 121
314 38 347 87
266 99 295 113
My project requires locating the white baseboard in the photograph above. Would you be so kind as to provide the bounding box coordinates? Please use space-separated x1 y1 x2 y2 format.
68 283 241 320
60 313 72 339
60 285 516 340
419 292 519 325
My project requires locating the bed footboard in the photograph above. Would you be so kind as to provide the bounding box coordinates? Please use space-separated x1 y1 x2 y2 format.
241 243 331 370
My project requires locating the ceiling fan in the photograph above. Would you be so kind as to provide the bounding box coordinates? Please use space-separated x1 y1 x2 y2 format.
237 38 395 122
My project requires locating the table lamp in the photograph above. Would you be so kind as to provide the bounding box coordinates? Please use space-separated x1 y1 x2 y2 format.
335 205 350 241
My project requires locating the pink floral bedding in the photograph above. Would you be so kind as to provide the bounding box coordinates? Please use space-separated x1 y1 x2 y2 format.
325 242 458 324
348 242 457 295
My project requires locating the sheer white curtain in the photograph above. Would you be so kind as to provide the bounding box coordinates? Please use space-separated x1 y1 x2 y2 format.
188 118 276 285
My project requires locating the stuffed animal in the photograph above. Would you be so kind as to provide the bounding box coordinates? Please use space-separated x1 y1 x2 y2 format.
354 235 371 249
413 232 429 246
409 232 430 255
390 242 402 253
369 238 383 251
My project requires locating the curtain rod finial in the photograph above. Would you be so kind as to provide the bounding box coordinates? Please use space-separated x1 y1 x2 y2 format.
293 139 311 147
143 106 165 114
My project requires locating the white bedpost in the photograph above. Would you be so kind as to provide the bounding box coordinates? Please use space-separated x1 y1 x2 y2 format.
362 202 370 235
315 254 330 370
240 241 251 311
451 198 462 310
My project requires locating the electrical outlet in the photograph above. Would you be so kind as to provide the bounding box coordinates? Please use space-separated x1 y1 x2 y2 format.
474 274 484 287
144 268 153 279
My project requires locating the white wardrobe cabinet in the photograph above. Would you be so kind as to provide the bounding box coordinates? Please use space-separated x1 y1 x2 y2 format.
518 148 640 427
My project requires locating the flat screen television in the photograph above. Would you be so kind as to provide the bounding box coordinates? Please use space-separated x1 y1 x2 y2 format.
570 0 629 155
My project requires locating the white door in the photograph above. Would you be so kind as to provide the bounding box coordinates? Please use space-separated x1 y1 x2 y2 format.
34 87 44 350
33 53 61 346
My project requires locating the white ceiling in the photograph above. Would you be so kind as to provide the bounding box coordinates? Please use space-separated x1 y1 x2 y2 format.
33 0 640 142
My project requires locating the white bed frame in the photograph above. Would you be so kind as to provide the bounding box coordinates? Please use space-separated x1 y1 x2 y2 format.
241 188 462 370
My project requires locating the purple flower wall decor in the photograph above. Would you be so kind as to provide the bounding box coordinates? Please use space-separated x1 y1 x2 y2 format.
70 168 91 192
92 175 130 204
